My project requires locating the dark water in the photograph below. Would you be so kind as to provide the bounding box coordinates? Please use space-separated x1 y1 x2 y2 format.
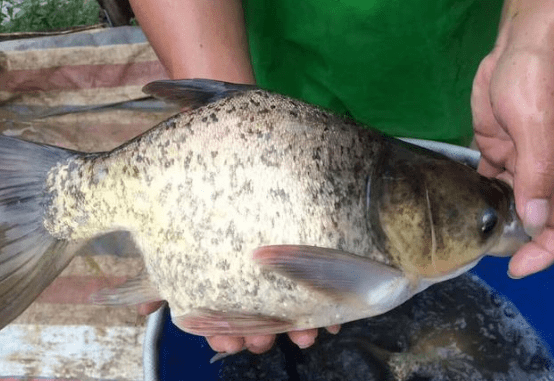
156 270 553 380
471 256 554 354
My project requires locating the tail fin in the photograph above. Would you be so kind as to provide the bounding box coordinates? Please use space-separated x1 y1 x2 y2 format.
0 136 79 329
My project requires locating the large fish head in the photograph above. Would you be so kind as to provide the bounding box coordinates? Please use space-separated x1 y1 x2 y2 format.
368 139 528 278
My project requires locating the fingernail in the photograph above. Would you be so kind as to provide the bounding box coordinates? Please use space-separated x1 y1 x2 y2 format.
225 344 245 355
246 345 264 354
296 337 315 349
524 199 549 237
507 270 524 280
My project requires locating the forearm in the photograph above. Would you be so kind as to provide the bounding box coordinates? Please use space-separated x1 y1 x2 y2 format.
128 0 255 83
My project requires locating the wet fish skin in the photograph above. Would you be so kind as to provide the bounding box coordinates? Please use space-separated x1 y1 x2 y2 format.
44 87 388 330
368 139 516 277
0 79 527 334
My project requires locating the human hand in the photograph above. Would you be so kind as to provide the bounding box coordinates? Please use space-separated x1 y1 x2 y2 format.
205 325 341 355
138 301 340 354
471 2 554 278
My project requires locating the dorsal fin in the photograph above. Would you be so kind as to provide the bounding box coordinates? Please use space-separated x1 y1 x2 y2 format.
142 79 256 110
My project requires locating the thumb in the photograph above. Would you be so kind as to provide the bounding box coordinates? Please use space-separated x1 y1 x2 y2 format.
491 49 554 237
513 133 554 237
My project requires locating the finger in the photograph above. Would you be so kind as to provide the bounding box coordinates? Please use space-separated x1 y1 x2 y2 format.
477 156 504 178
325 325 341 335
471 53 505 140
513 140 554 236
475 132 515 166
495 172 514 189
287 328 318 349
471 54 516 180
491 54 554 234
206 335 245 354
136 300 165 315
475 146 515 189
471 53 496 128
244 334 276 354
508 228 554 277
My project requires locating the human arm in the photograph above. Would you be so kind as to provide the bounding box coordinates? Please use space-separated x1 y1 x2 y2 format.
128 0 255 82
472 0 554 277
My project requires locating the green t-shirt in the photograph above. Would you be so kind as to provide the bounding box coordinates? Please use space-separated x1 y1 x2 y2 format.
243 0 503 146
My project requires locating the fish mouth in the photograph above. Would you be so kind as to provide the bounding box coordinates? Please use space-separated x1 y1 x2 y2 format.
488 198 530 257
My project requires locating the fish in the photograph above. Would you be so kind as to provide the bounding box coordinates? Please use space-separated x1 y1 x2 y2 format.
0 79 529 335
215 274 553 381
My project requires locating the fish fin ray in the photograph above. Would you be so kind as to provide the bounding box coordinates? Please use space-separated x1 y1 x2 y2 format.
254 245 413 310
0 240 74 330
0 136 81 329
142 79 256 110
90 271 161 305
173 309 294 336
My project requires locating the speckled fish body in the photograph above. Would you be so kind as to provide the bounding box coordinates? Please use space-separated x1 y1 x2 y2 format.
43 86 389 332
0 80 528 335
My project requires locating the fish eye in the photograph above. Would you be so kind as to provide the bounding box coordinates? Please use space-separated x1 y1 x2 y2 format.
480 207 498 236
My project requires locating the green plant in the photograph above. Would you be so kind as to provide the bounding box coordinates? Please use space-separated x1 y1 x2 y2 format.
0 0 100 33
0 0 16 27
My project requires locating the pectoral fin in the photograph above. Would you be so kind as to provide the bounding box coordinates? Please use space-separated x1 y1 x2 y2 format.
254 245 414 312
173 309 294 336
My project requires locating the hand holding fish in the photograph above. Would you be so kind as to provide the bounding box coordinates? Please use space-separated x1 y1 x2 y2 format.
138 297 340 354
205 325 341 355
472 0 554 278
0 0 538 367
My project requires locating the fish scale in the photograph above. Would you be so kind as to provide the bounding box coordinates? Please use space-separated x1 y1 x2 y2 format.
43 90 381 327
0 79 528 336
